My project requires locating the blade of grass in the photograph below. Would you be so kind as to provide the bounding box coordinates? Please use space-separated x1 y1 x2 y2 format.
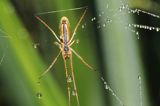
95 0 151 106
0 0 67 106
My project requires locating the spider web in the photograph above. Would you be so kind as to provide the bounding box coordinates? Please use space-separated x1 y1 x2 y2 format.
0 0 159 105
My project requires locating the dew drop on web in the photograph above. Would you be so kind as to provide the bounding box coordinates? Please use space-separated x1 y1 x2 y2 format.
36 92 42 99
67 75 72 83
72 90 76 96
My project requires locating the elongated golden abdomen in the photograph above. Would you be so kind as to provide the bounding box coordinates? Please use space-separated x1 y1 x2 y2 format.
59 16 70 44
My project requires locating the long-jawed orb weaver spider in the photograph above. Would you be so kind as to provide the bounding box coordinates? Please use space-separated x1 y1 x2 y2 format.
35 6 95 106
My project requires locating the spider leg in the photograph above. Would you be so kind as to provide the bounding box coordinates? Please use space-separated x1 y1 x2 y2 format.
68 7 88 44
39 50 62 79
70 53 80 106
71 48 96 71
35 16 61 43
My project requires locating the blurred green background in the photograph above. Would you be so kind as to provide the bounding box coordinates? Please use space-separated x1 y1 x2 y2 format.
0 0 160 106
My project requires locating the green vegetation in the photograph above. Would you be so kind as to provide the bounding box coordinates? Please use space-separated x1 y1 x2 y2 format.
0 0 159 106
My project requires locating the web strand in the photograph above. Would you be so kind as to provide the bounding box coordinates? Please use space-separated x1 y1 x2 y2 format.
35 6 88 15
